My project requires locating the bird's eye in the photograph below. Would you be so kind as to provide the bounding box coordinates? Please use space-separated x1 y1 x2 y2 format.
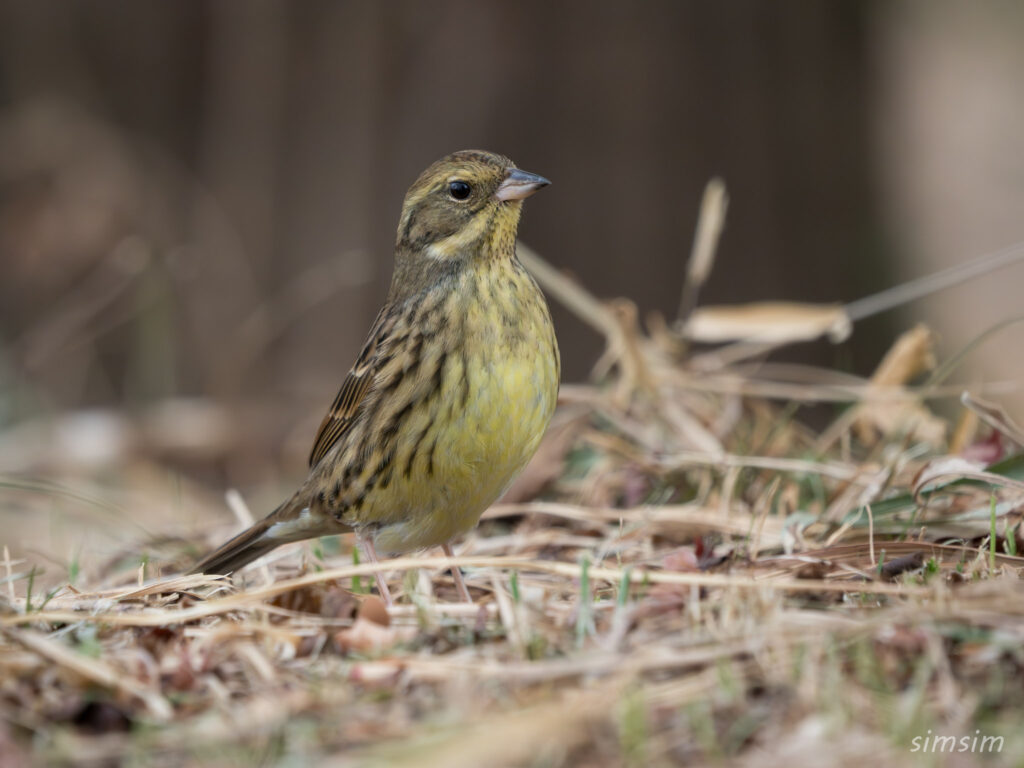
448 180 471 201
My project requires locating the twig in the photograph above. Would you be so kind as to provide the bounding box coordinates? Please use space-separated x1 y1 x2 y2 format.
677 177 728 325
3 555 938 630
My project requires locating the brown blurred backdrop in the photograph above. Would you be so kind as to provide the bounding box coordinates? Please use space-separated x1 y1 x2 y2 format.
1 1 1023 501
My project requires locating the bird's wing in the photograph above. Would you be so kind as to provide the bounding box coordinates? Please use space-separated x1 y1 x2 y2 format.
308 307 393 468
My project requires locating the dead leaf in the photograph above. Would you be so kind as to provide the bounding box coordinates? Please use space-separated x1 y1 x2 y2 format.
663 548 699 572
854 325 945 446
270 579 357 619
682 302 851 344
357 596 390 627
348 660 404 686
912 456 1024 503
867 324 936 387
794 561 832 580
877 551 926 581
960 391 1024 447
960 430 1005 465
333 617 397 655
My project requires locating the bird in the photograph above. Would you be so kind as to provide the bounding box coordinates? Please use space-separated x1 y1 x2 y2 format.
190 150 560 605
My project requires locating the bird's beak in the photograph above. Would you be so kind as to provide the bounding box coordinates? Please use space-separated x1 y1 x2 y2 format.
494 168 551 201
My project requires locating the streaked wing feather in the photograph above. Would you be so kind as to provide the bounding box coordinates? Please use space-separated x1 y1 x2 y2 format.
308 308 391 468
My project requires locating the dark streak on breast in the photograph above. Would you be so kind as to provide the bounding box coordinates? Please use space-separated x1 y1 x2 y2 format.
403 422 431 479
459 347 470 407
425 435 438 476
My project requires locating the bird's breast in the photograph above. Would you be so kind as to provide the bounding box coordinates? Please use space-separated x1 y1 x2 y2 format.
361 260 559 553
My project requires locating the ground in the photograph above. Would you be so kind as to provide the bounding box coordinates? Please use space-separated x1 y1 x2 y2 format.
3 247 1024 767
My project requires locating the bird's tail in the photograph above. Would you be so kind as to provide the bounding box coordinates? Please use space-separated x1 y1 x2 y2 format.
189 495 346 576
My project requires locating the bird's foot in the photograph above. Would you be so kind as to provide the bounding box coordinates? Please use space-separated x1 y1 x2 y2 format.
442 542 473 604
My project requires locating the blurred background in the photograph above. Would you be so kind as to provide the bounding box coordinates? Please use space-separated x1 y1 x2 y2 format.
2 1 1024 568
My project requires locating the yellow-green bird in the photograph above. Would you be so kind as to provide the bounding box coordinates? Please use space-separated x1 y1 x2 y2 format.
191 150 559 604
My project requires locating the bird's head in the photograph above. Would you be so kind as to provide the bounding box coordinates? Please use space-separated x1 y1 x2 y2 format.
394 150 549 264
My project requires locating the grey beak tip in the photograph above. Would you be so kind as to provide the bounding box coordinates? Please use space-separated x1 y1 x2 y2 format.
507 168 551 187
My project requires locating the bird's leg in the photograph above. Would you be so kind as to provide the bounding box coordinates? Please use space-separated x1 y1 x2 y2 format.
359 536 393 607
442 542 473 603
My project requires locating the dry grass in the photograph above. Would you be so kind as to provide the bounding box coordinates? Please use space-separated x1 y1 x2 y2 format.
4 222 1024 766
